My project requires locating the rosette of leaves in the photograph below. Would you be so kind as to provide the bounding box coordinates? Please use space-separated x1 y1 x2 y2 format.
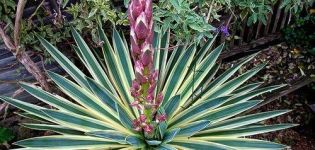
0 26 295 149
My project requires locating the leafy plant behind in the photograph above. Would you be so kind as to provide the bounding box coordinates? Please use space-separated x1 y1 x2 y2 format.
282 14 315 55
1 0 127 58
0 127 14 144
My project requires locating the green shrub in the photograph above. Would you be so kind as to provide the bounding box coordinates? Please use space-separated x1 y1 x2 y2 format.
282 14 315 55
0 127 14 144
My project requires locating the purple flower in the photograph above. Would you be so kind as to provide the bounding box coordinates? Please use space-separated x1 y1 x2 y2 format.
220 26 230 37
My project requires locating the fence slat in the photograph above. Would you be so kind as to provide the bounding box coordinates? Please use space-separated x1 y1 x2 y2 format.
272 7 282 33
255 21 263 39
264 7 274 35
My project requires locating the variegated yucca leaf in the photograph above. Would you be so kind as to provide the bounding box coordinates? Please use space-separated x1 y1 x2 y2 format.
0 27 295 150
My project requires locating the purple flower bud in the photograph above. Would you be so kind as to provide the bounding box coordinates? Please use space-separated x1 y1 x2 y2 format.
141 49 153 66
130 100 141 110
147 82 156 94
148 70 158 84
130 0 144 19
146 93 154 103
130 30 141 55
131 89 140 98
132 80 140 91
156 114 167 123
132 119 141 131
135 72 147 83
135 60 144 74
156 92 163 105
146 21 154 43
139 114 146 122
143 124 153 133
135 13 149 40
151 70 158 79
144 0 153 22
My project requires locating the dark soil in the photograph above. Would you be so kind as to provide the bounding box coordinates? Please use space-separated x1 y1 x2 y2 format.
222 42 315 149
253 87 315 150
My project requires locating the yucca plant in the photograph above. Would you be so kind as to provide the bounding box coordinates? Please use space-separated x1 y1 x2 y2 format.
0 0 295 149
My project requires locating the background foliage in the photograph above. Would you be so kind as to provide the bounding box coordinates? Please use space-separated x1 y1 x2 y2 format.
0 127 14 144
282 14 315 55
0 0 127 58
1 0 314 54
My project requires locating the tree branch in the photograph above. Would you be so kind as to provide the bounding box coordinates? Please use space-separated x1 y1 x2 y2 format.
0 0 51 92
13 0 27 49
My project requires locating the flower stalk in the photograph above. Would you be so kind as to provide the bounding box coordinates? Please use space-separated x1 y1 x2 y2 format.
128 0 165 135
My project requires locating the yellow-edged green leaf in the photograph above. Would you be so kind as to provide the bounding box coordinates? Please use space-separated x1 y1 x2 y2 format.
197 100 262 123
21 123 83 135
231 82 263 95
202 137 287 149
195 124 296 137
37 35 90 90
158 29 171 91
194 53 258 105
0 96 54 122
164 95 180 120
170 96 230 128
170 139 235 150
71 27 116 93
206 110 290 130
179 43 224 104
146 140 162 146
98 26 137 117
179 64 220 111
16 113 48 123
159 121 168 139
155 144 177 150
47 71 122 126
153 30 161 71
41 109 114 132
86 130 129 144
227 84 286 104
14 135 126 149
164 128 180 143
162 44 196 106
206 63 266 100
125 136 145 147
116 102 134 132
20 82 90 117
164 42 187 81
112 28 134 86
71 45 86 66
175 120 211 137
193 33 218 65
85 77 134 120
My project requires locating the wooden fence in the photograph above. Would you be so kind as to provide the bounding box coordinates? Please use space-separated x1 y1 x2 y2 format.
219 1 292 60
